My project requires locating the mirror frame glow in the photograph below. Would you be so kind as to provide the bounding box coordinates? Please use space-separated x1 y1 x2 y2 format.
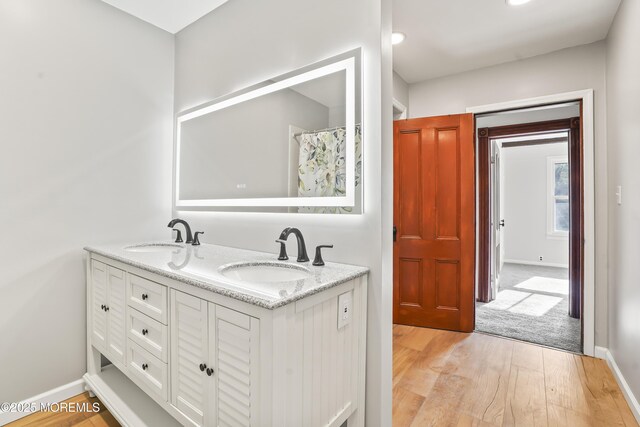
175 57 357 208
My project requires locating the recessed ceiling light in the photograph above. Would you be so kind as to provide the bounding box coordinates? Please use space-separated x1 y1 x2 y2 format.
506 0 532 5
392 32 406 45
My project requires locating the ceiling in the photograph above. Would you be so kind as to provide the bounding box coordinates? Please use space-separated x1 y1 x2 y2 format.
100 0 228 34
393 0 621 84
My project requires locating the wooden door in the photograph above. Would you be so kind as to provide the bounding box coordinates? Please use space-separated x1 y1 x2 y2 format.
492 141 503 298
91 260 108 352
106 266 126 365
393 114 475 332
170 289 209 427
209 304 259 426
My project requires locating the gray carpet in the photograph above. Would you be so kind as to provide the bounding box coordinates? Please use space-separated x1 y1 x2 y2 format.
476 263 581 353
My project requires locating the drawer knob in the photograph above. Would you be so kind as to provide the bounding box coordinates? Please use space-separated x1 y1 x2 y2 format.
206 368 214 377
100 304 105 310
141 293 149 301
199 363 207 372
142 329 149 336
142 363 148 371
104 306 109 312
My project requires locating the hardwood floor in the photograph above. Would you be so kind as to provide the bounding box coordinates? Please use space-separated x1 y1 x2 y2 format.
7 329 637 427
393 325 638 427
6 392 119 427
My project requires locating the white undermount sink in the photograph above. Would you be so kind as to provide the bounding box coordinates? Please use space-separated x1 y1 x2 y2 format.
219 262 311 283
124 243 184 253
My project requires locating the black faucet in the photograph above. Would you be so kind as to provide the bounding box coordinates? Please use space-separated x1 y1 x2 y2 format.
276 227 309 262
168 219 193 244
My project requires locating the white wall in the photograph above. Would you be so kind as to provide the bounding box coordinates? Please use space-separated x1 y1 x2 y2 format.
179 89 329 200
408 41 609 346
173 0 391 425
606 0 640 408
502 143 569 267
0 0 174 403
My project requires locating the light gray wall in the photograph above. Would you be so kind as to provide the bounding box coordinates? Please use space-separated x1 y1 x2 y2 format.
502 143 569 267
0 0 174 403
174 0 391 425
606 0 640 405
180 89 329 200
408 41 609 347
392 71 409 112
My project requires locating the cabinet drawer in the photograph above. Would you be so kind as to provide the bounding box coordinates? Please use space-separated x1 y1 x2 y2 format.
127 274 167 324
126 340 168 401
127 308 168 362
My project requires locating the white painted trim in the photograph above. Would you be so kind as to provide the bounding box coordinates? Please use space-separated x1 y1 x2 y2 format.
600 347 640 424
503 259 569 269
0 379 85 425
594 345 608 360
546 155 569 238
392 98 407 119
467 89 596 357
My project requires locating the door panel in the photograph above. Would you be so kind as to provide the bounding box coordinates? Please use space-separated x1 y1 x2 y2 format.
398 258 423 307
435 128 460 239
435 260 459 309
394 114 475 332
91 260 108 351
209 304 259 427
171 290 209 426
106 266 126 365
398 131 423 238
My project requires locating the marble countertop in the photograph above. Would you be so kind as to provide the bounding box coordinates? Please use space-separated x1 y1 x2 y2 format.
84 242 369 310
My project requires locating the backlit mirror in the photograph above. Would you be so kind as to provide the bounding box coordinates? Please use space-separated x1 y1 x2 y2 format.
175 50 362 214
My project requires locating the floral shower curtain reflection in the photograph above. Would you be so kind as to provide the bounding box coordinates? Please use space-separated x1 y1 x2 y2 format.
297 125 362 214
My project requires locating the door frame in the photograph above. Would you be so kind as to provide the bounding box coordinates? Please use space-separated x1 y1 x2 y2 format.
477 118 582 316
467 89 595 357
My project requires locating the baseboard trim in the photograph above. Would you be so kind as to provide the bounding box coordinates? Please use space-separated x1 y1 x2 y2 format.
594 346 608 360
503 259 569 269
0 378 85 425
600 347 640 424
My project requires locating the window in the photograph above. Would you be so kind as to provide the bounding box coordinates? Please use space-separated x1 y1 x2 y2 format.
547 156 569 236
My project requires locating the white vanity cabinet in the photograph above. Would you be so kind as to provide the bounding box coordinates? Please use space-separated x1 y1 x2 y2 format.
90 260 126 367
84 246 367 427
171 290 259 426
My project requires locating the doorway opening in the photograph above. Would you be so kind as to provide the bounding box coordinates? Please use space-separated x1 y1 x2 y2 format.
392 92 595 356
475 102 583 353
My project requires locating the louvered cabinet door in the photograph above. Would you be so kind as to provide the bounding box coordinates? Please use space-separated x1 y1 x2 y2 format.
170 290 209 427
106 266 126 366
91 260 108 352
209 304 260 427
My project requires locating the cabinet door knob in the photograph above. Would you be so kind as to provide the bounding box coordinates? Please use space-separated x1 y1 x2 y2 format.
142 329 148 336
206 367 214 377
104 306 109 312
142 363 148 371
100 304 105 310
199 363 207 372
141 294 148 301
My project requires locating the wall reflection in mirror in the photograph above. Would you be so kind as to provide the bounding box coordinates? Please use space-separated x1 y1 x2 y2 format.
175 50 362 214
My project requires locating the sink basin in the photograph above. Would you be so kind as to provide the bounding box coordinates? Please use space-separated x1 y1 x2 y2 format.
124 243 184 253
219 262 311 283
